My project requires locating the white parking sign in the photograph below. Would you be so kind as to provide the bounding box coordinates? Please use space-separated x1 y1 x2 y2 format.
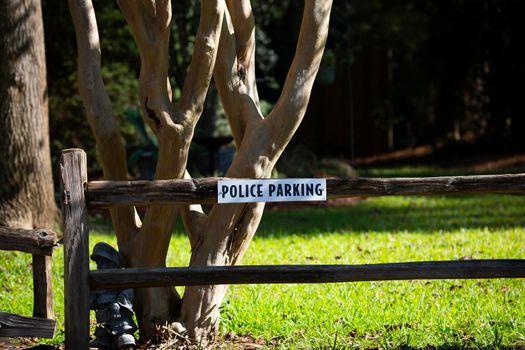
217 179 327 203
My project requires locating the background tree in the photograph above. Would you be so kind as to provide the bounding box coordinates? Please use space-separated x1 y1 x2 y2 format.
0 0 56 229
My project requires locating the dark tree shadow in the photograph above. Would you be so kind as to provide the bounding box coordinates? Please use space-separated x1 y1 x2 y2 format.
88 195 525 238
255 195 525 238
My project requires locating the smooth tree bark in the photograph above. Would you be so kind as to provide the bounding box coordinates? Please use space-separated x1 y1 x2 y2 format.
67 0 332 342
0 0 57 230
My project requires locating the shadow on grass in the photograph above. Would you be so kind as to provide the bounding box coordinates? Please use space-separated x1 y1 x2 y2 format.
256 195 525 238
88 195 525 238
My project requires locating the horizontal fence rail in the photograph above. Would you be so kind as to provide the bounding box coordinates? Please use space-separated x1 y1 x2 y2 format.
0 312 56 338
86 174 525 207
89 260 525 290
0 227 57 256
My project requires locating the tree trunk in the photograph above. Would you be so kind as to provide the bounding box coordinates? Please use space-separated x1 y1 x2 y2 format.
68 0 332 343
0 0 57 229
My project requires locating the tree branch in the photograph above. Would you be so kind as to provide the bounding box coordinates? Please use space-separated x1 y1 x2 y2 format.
225 0 259 107
117 0 176 139
213 7 262 148
116 0 226 268
266 0 333 151
180 171 207 250
115 0 181 272
67 0 139 245
175 0 225 124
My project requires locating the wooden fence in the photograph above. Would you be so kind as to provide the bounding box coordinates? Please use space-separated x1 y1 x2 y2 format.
0 226 57 338
60 148 525 349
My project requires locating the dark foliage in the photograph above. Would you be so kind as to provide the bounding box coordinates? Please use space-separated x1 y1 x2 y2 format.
42 0 525 176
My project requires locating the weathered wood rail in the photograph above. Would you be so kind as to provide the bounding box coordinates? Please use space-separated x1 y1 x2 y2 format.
0 226 57 339
0 312 57 338
0 227 57 256
60 148 525 349
90 260 525 290
87 173 525 207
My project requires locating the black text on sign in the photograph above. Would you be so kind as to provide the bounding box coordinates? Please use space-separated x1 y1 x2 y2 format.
217 179 327 203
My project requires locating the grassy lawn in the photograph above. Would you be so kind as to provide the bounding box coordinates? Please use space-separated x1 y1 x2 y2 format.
1 193 524 348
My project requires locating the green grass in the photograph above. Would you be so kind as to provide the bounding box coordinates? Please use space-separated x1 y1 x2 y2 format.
1 194 525 348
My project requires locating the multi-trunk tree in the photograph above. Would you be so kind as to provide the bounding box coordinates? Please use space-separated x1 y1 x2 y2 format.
68 0 332 342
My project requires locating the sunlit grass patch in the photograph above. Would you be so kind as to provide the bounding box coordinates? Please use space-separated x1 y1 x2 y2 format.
1 194 524 348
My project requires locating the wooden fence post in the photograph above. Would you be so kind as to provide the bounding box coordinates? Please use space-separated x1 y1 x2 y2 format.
60 149 90 349
32 254 53 319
